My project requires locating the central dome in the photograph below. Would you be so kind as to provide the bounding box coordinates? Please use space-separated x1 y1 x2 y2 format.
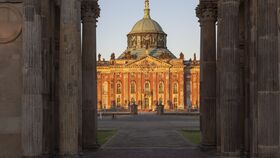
129 18 165 34
118 0 176 60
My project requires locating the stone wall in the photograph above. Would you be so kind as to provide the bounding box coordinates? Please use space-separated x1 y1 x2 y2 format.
0 2 23 157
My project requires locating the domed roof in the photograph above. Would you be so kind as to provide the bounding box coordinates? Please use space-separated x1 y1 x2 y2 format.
129 0 165 34
129 18 165 34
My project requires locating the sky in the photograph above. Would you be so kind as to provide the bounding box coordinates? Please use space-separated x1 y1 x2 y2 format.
96 0 200 60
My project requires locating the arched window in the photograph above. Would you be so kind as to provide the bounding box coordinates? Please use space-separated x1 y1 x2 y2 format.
159 97 163 105
174 97 178 108
102 82 108 94
116 82 122 94
173 82 178 94
159 82 164 94
145 81 150 92
130 81 136 94
117 97 121 106
131 97 135 103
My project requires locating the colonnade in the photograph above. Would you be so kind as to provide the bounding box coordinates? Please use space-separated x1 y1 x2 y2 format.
197 0 280 157
22 0 100 157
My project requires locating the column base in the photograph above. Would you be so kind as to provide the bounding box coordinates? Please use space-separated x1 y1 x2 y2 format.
83 143 100 151
200 143 216 152
219 151 242 158
59 154 81 158
42 152 58 158
216 146 221 153
219 156 242 158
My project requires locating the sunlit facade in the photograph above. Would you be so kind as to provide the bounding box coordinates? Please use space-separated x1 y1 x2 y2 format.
97 0 200 111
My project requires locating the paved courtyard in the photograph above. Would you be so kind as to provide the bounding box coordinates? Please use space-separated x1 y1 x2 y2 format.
84 113 215 158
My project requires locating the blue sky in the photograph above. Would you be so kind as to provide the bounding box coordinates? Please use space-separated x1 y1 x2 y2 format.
97 0 200 60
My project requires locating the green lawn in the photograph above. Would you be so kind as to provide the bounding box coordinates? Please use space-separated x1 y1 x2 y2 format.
97 130 117 145
180 130 201 145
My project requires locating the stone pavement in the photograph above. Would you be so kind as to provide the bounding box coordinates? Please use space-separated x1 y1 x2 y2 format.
83 113 214 158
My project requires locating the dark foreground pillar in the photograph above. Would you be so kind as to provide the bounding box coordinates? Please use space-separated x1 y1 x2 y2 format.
59 0 82 156
255 0 280 157
22 0 43 157
219 0 243 156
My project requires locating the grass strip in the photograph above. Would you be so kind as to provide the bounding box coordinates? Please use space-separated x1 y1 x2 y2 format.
97 130 117 145
180 130 201 145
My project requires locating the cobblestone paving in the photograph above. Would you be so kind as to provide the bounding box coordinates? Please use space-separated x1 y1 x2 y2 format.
84 113 213 158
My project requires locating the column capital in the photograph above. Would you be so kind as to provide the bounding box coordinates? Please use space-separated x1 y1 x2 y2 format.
219 0 240 4
196 3 217 22
81 0 100 23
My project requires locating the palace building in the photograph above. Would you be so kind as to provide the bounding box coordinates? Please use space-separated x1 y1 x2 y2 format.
97 0 200 111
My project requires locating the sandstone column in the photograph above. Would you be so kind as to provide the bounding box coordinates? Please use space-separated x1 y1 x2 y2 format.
81 0 100 150
219 0 243 156
59 0 82 156
255 0 279 157
22 0 43 157
196 2 217 149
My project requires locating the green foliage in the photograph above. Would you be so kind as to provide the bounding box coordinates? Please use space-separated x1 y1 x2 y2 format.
180 130 201 145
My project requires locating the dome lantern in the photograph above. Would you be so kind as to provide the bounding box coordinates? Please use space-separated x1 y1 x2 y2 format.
144 0 151 19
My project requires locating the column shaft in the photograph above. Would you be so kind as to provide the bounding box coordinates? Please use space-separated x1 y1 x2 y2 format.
81 0 100 150
59 0 82 156
256 0 279 157
22 0 43 157
196 3 217 149
219 0 243 156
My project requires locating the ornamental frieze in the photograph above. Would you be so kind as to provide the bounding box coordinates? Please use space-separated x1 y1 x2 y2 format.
134 59 156 72
128 33 167 49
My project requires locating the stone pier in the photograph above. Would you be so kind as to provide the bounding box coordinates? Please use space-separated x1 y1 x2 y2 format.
255 0 279 157
59 0 82 156
218 0 243 156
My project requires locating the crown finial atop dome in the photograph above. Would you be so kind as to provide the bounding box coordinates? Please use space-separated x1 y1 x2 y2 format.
144 0 151 19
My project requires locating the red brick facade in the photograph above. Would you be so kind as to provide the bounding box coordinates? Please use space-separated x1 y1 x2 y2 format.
97 54 200 111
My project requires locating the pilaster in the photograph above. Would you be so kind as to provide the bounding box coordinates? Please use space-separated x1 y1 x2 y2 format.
22 0 43 157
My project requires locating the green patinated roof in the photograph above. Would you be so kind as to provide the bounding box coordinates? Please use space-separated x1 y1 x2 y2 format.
129 18 165 34
118 48 176 60
118 0 176 60
129 0 165 34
